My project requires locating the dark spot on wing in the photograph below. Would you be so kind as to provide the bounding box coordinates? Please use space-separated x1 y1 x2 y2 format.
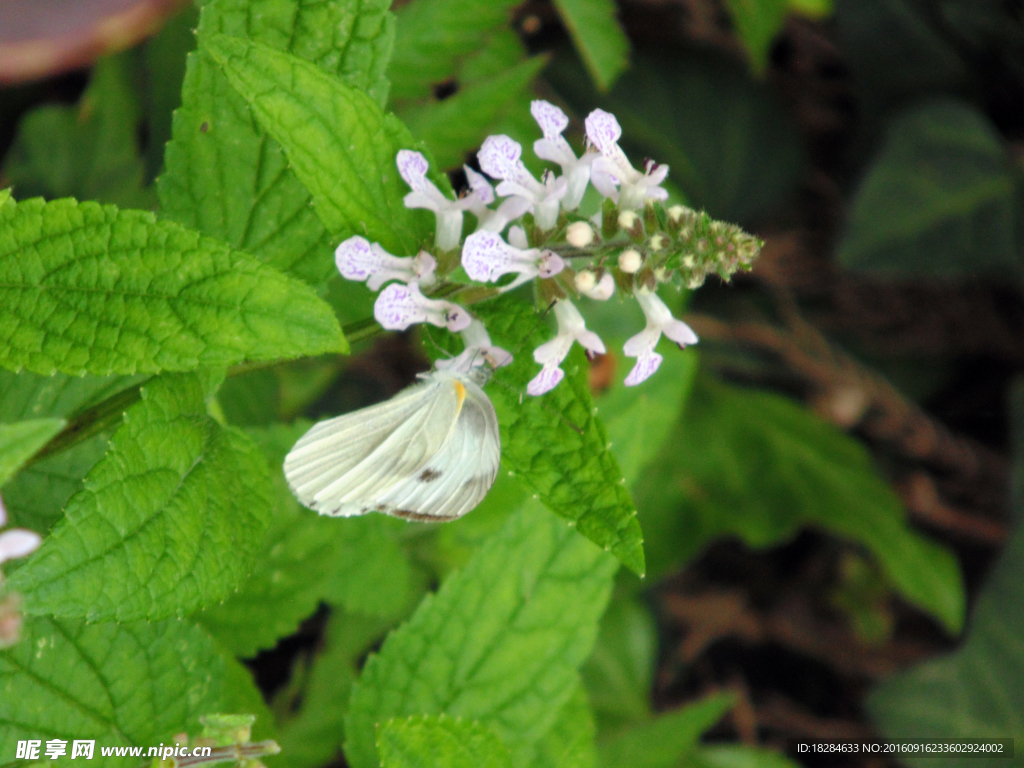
419 468 443 482
392 508 458 523
373 504 387 512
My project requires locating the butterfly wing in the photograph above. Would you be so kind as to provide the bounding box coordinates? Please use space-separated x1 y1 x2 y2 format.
381 376 501 521
283 378 464 516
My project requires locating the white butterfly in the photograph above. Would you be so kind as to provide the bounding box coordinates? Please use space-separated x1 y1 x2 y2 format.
283 346 504 522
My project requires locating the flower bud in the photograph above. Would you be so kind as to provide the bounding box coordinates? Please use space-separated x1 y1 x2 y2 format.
649 233 667 252
575 269 597 293
668 204 687 222
566 221 594 248
618 210 638 230
618 249 642 273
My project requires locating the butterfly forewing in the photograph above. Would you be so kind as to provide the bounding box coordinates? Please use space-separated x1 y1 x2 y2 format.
284 378 464 516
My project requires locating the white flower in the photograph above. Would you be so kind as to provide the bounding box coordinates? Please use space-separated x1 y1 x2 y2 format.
585 109 669 210
527 300 606 396
335 236 436 291
374 282 471 332
478 135 567 230
576 271 615 300
437 319 513 372
531 100 593 210
623 289 698 386
462 230 565 292
397 150 478 250
0 496 41 566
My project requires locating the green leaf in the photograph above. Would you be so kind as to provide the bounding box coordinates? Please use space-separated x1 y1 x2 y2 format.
9 373 274 621
388 0 523 101
199 422 411 656
634 373 965 631
276 610 399 768
532 683 598 768
0 369 143 424
158 0 395 287
787 0 832 17
202 33 434 256
377 716 514 768
838 99 1016 277
0 436 109 534
345 502 617 768
867 485 1024 760
0 418 66 486
0 197 345 377
598 693 736 768
0 616 231 767
580 595 657 734
400 56 547 170
722 0 789 73
552 0 630 90
474 295 645 576
598 348 698 486
2 53 154 209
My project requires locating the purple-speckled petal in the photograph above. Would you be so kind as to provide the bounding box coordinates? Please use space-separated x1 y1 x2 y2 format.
585 109 622 156
531 100 569 139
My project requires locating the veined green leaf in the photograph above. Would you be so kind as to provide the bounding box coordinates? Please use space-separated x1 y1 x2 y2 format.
552 0 631 90
532 682 598 768
158 0 395 287
635 373 964 631
0 418 65 486
475 295 645 576
377 716 514 768
199 422 411 656
10 374 274 621
345 502 617 768
0 436 109 534
388 0 523 100
202 34 435 256
598 693 736 768
838 99 1015 277
0 616 232 768
0 197 345 377
401 56 547 170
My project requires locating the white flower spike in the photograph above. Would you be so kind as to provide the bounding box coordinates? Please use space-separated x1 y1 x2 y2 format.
397 150 477 250
0 496 41 566
531 100 593 210
478 135 567 230
374 282 471 332
336 235 436 291
623 289 698 387
462 230 565 292
585 109 669 210
527 300 606 396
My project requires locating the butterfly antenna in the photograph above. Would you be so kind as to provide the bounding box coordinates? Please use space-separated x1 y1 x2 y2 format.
422 327 455 360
